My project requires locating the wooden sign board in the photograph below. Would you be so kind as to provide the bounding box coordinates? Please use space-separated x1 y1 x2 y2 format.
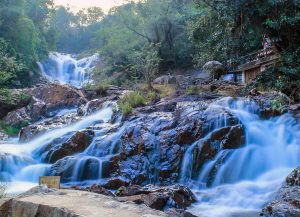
39 176 61 189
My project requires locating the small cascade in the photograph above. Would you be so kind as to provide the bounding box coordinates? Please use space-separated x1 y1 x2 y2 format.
180 97 300 216
38 52 99 87
0 102 117 194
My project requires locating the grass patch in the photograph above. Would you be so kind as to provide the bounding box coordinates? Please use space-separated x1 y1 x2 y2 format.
84 83 108 96
186 86 198 95
118 91 149 116
153 84 176 98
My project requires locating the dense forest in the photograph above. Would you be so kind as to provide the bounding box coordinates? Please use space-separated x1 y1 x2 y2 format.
0 0 299 99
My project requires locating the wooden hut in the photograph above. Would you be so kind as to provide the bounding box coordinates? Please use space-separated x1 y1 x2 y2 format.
225 46 281 84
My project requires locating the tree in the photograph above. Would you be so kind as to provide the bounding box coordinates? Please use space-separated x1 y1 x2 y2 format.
130 43 161 88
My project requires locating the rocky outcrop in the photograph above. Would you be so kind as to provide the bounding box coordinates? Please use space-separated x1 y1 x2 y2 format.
46 95 246 186
2 83 88 129
261 167 300 217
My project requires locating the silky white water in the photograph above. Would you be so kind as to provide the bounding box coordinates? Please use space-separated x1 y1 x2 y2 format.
38 52 99 87
0 103 115 194
0 96 299 216
182 98 300 217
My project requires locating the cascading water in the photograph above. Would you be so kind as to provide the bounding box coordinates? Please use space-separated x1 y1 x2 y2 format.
0 95 299 216
38 52 99 87
0 102 117 194
181 97 300 217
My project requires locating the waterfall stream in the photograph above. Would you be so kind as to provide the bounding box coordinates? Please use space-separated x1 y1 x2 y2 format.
0 88 299 216
0 103 116 194
38 52 99 87
182 98 300 217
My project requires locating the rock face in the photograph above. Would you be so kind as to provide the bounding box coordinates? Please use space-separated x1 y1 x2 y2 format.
261 167 300 217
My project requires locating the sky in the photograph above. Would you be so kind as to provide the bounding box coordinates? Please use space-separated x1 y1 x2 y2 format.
54 0 128 12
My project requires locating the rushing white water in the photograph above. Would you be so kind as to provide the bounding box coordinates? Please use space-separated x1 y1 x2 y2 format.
38 52 99 87
0 103 116 194
182 97 300 217
0 95 299 216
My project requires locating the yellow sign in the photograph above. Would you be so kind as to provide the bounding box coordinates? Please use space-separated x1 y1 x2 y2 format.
39 176 61 189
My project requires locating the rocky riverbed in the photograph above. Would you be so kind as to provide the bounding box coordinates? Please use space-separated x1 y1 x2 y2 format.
0 81 299 217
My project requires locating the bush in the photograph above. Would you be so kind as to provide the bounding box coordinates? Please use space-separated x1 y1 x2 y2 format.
186 86 198 95
118 91 147 115
154 84 176 98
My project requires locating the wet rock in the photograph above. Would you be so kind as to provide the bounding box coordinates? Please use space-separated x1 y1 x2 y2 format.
101 177 130 189
77 95 118 116
86 184 115 197
26 83 87 113
251 91 291 118
47 130 95 163
261 166 300 217
190 124 245 180
29 97 47 121
19 110 80 142
117 185 197 211
3 107 30 126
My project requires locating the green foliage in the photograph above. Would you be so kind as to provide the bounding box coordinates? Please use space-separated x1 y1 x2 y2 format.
186 86 198 95
118 91 147 115
0 0 55 87
0 88 31 107
270 99 286 113
89 0 195 86
130 43 161 87
0 120 29 136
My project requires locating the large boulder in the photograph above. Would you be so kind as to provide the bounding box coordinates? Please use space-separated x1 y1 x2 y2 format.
261 167 300 217
203 61 226 80
46 130 95 163
26 84 87 113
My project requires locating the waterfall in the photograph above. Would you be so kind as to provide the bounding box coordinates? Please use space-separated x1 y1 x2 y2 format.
38 52 99 87
181 97 300 217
